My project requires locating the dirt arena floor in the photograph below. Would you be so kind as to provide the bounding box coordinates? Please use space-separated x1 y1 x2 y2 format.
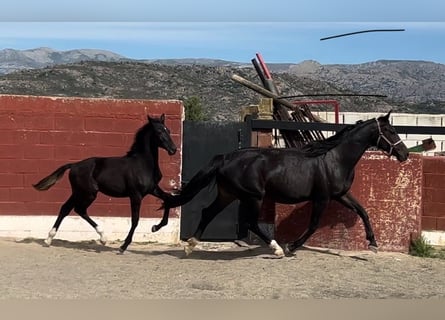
1 237 444 299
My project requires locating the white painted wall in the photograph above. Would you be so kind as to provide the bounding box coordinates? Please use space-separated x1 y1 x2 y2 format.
0 216 180 244
275 112 445 155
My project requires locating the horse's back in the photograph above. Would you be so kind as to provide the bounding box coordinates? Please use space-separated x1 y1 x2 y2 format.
216 148 317 200
68 156 147 197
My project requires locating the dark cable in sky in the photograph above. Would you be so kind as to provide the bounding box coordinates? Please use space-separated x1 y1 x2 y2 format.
320 29 405 41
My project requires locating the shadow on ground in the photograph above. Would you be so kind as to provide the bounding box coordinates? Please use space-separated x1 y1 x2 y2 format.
14 237 369 261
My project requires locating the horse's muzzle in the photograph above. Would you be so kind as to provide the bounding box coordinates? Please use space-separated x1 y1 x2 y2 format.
396 151 409 162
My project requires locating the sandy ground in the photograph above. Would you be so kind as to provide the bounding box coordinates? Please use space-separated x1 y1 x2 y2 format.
1 237 444 299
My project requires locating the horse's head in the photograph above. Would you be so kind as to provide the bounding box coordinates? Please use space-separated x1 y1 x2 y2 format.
375 111 409 162
148 114 177 155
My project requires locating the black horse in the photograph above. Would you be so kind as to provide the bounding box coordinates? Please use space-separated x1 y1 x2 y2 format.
33 114 177 253
155 111 408 257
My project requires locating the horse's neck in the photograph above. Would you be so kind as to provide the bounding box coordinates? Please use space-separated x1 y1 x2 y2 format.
130 131 162 172
144 136 161 167
139 140 163 182
331 125 376 167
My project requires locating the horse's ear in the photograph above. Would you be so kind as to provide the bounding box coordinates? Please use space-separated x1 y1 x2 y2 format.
382 110 392 121
160 113 165 123
147 115 152 123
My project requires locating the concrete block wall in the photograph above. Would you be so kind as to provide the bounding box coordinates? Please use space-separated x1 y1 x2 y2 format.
0 94 183 242
313 111 445 154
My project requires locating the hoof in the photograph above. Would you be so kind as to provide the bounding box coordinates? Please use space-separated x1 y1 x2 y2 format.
44 228 56 247
184 245 193 256
118 247 126 254
95 227 106 245
43 239 52 247
284 243 297 256
184 237 198 256
269 240 285 257
97 232 107 245
233 240 251 248
151 225 158 233
274 248 285 258
368 245 378 253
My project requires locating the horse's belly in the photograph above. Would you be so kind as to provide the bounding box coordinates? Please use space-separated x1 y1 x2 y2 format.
265 183 312 204
98 182 129 198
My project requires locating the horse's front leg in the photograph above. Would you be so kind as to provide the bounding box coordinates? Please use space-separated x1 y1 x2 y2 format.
119 195 142 253
336 193 378 253
151 185 174 232
286 198 329 254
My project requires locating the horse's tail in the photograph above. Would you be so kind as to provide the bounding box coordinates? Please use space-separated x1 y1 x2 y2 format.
32 163 73 191
165 154 225 208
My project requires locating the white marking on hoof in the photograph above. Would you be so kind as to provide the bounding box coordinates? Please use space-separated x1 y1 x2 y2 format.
368 245 378 254
43 238 52 247
99 235 107 245
49 227 57 237
269 240 285 257
44 228 57 247
184 237 198 256
184 246 194 256
95 226 107 245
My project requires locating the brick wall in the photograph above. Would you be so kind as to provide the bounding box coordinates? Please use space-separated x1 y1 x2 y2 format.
422 157 445 231
271 153 422 252
254 124 423 252
0 94 183 219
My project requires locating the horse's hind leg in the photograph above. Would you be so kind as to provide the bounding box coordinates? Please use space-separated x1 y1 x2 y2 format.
185 189 234 256
76 208 106 245
336 193 378 253
151 186 173 232
240 198 284 257
44 195 75 247
286 199 328 254
74 193 106 245
152 205 171 233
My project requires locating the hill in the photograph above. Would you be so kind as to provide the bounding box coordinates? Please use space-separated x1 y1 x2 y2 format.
0 48 444 121
0 60 400 121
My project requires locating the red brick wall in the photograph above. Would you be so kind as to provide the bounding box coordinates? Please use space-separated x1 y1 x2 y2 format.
271 153 422 252
422 157 445 231
253 129 423 252
0 94 183 219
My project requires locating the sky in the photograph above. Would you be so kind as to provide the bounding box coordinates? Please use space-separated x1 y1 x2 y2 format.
0 0 444 65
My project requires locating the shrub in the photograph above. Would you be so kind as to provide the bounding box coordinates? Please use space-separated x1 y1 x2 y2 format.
184 96 207 121
409 235 445 259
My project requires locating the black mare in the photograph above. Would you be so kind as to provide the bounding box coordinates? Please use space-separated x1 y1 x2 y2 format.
154 111 409 256
33 114 177 253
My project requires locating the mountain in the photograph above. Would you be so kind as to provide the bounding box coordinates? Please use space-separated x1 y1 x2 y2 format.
0 48 444 120
286 59 445 106
139 58 248 68
0 47 125 74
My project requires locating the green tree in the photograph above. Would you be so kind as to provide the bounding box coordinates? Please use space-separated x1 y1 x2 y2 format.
184 96 207 121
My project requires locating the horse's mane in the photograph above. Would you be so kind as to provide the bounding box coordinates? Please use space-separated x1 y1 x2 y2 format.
300 119 367 157
126 122 153 156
